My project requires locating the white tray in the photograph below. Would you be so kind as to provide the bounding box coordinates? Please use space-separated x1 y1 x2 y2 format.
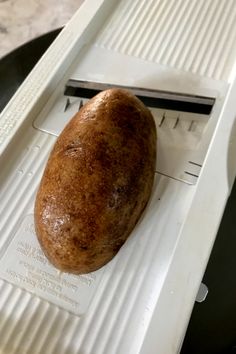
1 1 236 353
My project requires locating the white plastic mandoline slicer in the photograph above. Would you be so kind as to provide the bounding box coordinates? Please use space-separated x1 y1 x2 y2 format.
1 0 236 353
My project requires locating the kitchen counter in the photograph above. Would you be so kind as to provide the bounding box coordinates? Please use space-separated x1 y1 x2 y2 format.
0 0 83 58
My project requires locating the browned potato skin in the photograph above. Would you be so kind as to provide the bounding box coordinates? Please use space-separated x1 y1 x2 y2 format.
34 89 157 274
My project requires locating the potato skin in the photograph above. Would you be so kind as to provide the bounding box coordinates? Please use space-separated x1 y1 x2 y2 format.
34 89 157 274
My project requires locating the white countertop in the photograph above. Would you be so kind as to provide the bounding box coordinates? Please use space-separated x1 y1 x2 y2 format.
0 0 84 58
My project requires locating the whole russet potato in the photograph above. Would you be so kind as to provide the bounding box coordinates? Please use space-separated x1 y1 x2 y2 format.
34 89 157 274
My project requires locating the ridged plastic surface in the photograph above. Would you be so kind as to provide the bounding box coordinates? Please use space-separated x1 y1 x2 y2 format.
0 281 81 354
0 130 56 253
0 130 81 354
96 0 236 81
